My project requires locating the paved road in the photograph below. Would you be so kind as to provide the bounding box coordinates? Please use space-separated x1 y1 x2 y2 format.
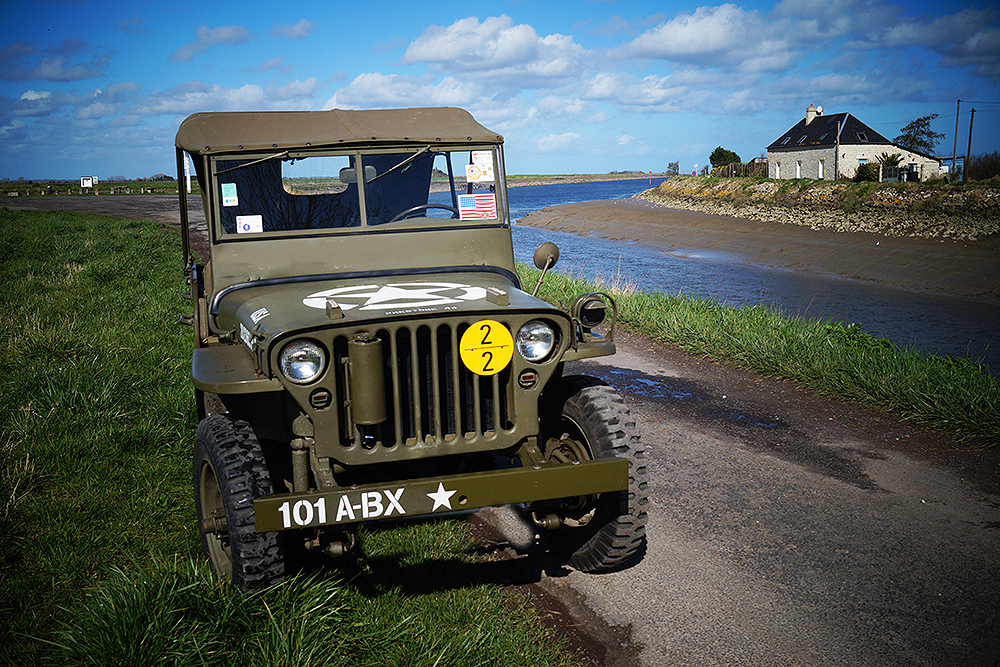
486 330 1000 667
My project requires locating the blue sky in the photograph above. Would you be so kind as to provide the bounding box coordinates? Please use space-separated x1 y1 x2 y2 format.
1 0 998 180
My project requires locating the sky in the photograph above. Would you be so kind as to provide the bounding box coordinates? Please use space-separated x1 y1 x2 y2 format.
1 0 998 181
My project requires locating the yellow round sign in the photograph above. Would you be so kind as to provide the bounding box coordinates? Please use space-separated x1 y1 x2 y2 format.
460 320 513 376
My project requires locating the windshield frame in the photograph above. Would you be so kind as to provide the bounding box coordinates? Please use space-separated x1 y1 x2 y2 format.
206 143 508 244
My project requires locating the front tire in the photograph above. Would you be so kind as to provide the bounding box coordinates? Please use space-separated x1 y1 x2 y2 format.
193 414 285 590
537 375 648 572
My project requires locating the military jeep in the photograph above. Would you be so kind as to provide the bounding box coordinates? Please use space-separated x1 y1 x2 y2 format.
174 107 647 589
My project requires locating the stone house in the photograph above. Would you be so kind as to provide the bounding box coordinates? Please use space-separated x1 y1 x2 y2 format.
766 104 941 181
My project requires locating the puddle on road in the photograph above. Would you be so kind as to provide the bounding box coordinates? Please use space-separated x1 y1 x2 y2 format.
570 360 885 492
586 364 784 430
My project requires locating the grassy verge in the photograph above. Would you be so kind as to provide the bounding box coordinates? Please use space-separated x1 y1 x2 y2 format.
0 209 577 667
517 264 999 447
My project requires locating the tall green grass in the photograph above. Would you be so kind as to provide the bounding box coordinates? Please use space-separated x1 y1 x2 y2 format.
519 264 999 446
0 209 577 666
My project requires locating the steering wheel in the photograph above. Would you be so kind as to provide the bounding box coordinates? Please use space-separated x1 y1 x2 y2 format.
387 204 460 223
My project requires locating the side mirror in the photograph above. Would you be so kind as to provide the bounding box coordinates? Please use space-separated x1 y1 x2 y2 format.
531 242 560 297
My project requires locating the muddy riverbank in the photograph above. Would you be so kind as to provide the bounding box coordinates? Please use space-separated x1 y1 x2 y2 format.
519 198 1000 304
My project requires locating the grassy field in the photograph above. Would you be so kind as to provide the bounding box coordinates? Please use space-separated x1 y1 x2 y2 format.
0 209 578 667
517 265 999 447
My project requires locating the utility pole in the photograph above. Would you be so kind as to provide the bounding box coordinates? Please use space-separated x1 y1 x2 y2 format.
952 99 960 177
965 108 975 181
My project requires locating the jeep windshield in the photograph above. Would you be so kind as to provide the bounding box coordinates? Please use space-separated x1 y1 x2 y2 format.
212 146 507 236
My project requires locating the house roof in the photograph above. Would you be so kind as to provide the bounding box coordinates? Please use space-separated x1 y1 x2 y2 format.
175 107 503 155
766 112 892 151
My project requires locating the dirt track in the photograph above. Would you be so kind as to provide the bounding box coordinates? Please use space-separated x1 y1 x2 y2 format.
7 194 1000 666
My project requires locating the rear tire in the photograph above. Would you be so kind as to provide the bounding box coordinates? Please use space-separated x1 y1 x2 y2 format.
193 414 285 590
538 375 648 572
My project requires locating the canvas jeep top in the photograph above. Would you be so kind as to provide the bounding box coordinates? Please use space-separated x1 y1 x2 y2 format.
175 106 647 589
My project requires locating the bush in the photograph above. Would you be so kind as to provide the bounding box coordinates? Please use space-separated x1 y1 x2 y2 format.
855 163 880 182
966 151 1000 182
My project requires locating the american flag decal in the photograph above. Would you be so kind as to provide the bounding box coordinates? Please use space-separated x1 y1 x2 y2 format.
457 193 497 220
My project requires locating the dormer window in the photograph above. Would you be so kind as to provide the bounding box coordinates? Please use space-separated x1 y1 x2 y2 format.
856 132 868 142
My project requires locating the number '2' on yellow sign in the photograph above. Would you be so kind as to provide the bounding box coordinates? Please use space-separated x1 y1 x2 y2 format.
459 320 513 376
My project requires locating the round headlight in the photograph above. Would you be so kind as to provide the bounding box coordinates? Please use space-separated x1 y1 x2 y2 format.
279 340 326 384
516 320 556 362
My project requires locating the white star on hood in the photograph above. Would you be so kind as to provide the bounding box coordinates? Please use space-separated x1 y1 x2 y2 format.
426 482 457 511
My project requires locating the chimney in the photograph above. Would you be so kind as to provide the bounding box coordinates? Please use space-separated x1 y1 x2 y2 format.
805 104 818 125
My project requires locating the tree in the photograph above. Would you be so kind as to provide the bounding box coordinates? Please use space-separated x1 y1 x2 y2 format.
875 152 902 166
709 146 741 168
893 114 945 154
667 161 680 175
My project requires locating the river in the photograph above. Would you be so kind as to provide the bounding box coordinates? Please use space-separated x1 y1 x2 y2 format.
486 178 996 373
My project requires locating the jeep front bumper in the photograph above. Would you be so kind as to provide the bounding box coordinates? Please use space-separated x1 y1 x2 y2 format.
253 457 628 532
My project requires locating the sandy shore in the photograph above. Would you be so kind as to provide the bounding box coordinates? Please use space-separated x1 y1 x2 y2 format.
519 198 1000 304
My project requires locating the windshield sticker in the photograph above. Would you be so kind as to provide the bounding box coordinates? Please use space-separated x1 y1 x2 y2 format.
465 162 494 183
221 182 238 207
236 215 263 234
458 193 497 220
302 282 487 312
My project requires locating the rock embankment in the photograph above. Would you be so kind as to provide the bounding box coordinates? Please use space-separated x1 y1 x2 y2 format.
636 176 1000 241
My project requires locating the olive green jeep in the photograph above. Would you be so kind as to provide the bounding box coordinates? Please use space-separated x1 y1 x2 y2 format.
174 107 647 589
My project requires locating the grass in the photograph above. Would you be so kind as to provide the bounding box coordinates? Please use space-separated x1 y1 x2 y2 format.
0 209 578 667
517 264 999 447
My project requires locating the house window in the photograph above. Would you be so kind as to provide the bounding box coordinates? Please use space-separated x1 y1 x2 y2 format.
856 132 868 142
818 159 825 179
858 158 867 166
781 137 790 146
797 135 807 145
818 133 828 142
795 161 802 178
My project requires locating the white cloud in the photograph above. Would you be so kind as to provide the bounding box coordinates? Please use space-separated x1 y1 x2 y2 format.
133 78 321 115
115 13 148 35
323 73 480 110
170 25 255 63
243 57 290 74
623 4 785 68
537 132 580 152
0 40 113 82
271 19 315 39
402 15 586 86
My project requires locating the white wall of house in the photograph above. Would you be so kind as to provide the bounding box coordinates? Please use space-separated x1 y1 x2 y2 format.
768 146 836 180
768 145 940 181
838 145 941 181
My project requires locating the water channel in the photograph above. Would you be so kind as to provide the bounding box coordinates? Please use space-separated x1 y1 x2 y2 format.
490 178 996 373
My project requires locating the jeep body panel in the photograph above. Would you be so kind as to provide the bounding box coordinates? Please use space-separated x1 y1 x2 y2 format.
177 108 631 554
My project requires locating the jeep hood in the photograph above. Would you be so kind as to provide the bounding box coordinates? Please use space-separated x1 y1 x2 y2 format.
215 271 559 343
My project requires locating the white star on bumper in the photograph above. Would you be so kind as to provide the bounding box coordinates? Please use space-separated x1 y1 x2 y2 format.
426 482 457 511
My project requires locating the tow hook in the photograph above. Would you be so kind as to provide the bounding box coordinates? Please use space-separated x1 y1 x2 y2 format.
320 532 358 557
201 509 228 535
531 512 562 530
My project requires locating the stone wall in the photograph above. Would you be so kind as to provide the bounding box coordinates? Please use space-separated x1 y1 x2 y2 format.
636 177 1000 241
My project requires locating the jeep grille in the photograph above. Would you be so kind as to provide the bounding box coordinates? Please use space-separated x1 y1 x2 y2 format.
334 322 514 450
